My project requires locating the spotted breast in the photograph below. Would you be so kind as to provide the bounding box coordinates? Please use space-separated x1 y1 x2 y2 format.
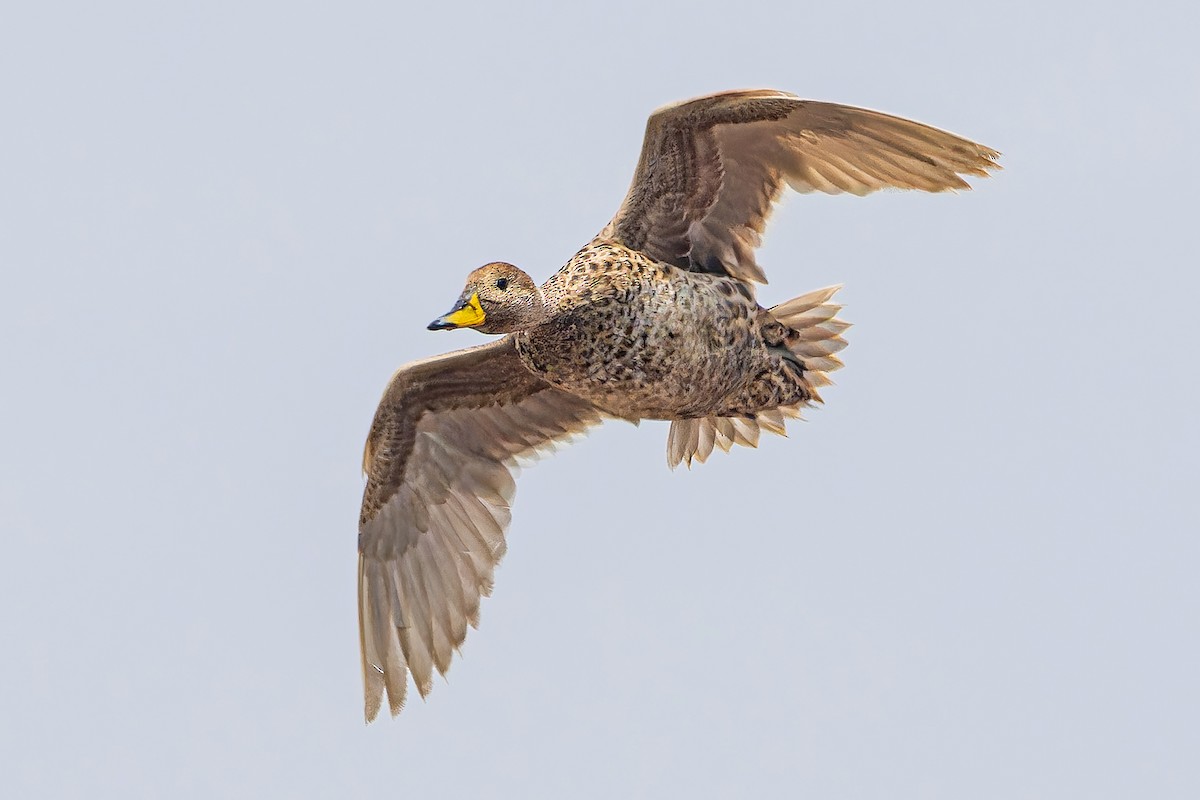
515 241 766 420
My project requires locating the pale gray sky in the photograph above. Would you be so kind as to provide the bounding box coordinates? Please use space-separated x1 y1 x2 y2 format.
3 1 1198 797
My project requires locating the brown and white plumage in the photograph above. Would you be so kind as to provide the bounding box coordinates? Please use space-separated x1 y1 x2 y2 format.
663 283 850 468
359 338 602 718
601 88 1000 283
358 89 998 721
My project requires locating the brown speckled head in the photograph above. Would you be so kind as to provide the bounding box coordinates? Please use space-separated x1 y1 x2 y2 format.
428 262 547 334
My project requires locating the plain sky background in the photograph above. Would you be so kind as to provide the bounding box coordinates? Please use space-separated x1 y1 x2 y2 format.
3 1 1197 797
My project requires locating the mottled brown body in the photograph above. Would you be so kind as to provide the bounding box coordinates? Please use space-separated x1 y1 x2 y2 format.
515 240 809 420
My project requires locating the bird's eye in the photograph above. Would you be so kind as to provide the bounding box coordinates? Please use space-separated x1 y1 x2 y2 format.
496 278 509 290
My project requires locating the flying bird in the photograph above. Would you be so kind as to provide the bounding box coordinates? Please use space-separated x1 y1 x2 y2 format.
358 89 999 720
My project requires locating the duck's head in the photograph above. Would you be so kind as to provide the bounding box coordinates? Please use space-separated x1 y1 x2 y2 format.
427 262 546 335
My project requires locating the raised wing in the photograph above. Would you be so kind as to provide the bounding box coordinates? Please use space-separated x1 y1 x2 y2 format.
599 89 1001 284
358 337 603 720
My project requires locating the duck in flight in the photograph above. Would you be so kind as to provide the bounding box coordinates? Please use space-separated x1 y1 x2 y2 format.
358 89 999 720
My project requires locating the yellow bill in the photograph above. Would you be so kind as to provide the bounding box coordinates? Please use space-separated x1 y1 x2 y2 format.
428 292 486 330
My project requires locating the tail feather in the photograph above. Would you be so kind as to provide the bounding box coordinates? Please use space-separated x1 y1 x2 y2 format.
773 284 849 384
666 285 849 469
667 409 798 469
